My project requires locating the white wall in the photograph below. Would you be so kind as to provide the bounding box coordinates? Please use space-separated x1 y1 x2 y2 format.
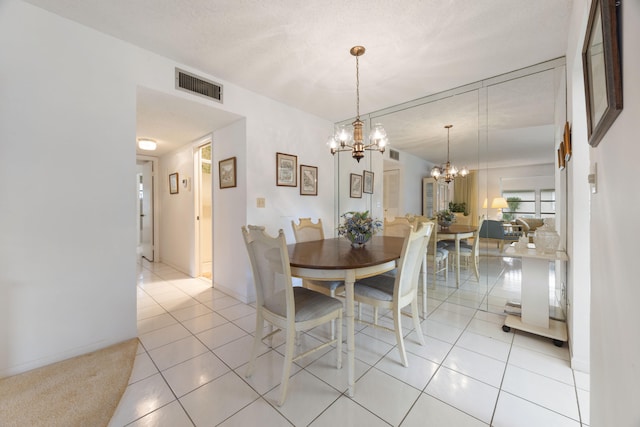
0 0 138 375
0 0 333 375
575 0 640 424
565 0 592 376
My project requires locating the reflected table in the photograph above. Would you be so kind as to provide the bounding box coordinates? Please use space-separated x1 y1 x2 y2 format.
288 235 404 397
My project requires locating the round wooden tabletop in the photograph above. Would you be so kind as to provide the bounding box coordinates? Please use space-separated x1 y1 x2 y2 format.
288 236 405 270
438 224 477 234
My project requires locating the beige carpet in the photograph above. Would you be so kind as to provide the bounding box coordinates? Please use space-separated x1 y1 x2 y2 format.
0 338 138 427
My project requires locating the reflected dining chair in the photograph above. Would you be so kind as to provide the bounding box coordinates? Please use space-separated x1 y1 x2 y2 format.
291 218 344 338
448 218 484 281
242 225 343 406
353 221 433 367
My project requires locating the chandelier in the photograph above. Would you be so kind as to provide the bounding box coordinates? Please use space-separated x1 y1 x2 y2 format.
327 46 388 162
430 125 468 183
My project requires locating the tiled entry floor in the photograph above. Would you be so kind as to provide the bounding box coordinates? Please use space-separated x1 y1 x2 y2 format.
109 258 589 426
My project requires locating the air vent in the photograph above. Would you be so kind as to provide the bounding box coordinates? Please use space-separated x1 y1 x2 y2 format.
175 68 223 103
389 149 400 161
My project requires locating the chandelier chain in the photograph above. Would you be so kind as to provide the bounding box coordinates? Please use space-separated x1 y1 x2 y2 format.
355 55 360 119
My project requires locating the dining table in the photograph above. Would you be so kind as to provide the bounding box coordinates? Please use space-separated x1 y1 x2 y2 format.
287 235 404 397
437 224 477 287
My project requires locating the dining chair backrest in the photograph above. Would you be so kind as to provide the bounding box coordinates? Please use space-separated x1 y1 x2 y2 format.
242 225 294 320
383 217 413 238
291 218 324 242
396 222 433 300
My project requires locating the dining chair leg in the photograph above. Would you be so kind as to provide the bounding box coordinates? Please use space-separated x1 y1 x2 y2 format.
336 311 343 369
422 256 427 318
246 312 264 378
393 306 408 367
373 307 379 325
411 299 425 346
277 327 297 406
473 255 480 281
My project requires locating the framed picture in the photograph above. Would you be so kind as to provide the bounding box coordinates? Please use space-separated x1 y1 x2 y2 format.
563 122 572 161
276 152 297 187
582 0 622 147
300 164 318 196
219 157 236 189
350 173 362 198
363 170 374 194
557 145 565 170
169 172 179 194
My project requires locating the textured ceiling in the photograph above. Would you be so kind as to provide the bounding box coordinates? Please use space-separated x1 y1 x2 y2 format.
24 0 573 162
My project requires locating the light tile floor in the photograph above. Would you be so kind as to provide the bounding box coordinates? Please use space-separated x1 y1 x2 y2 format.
110 254 589 426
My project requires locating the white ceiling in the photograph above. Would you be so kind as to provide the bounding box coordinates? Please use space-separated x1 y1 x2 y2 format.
24 0 573 161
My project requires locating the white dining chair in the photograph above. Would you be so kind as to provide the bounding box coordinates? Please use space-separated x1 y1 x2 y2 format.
291 218 344 339
242 225 343 406
353 221 433 367
448 217 484 281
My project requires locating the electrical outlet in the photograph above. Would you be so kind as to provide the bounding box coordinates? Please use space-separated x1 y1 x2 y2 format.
257 197 265 208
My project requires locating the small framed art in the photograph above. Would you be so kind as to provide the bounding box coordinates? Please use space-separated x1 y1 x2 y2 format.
169 172 179 194
300 164 318 196
563 122 572 162
219 157 237 189
363 170 374 194
276 152 297 187
350 173 362 198
582 0 622 147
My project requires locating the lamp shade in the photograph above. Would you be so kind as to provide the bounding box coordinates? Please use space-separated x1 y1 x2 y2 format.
491 197 508 209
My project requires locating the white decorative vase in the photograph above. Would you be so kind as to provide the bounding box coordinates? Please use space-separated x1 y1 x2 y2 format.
533 220 560 254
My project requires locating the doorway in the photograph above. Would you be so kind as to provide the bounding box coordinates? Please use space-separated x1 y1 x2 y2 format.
195 143 213 280
137 159 155 262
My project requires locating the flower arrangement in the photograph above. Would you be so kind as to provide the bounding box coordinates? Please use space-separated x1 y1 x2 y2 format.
436 209 456 227
337 211 382 247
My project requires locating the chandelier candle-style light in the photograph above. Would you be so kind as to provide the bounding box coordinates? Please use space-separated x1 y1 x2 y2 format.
430 125 468 183
327 46 388 162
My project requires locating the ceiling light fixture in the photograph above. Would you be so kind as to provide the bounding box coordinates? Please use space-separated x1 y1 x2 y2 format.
326 46 388 162
430 125 468 183
137 138 157 151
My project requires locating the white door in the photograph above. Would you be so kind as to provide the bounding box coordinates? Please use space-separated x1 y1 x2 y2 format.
196 143 212 280
383 169 400 219
141 161 154 261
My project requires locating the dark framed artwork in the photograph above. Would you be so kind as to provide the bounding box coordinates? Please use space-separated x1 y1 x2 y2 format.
219 157 237 189
350 173 362 198
169 172 179 194
276 152 297 187
582 0 622 147
563 122 572 161
300 164 318 196
363 170 374 194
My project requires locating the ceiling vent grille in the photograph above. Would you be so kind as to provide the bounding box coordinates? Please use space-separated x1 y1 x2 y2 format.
175 68 223 103
389 149 400 161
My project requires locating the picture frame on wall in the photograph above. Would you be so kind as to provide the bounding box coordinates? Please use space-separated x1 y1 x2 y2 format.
582 0 622 147
299 164 318 196
219 157 237 189
350 173 362 198
557 145 566 170
276 152 297 187
363 170 374 194
563 122 572 161
169 172 179 194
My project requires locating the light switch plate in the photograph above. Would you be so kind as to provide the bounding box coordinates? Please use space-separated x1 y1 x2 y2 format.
257 197 265 208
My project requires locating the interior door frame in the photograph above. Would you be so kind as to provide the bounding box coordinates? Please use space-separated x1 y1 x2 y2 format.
193 138 213 281
136 155 160 263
